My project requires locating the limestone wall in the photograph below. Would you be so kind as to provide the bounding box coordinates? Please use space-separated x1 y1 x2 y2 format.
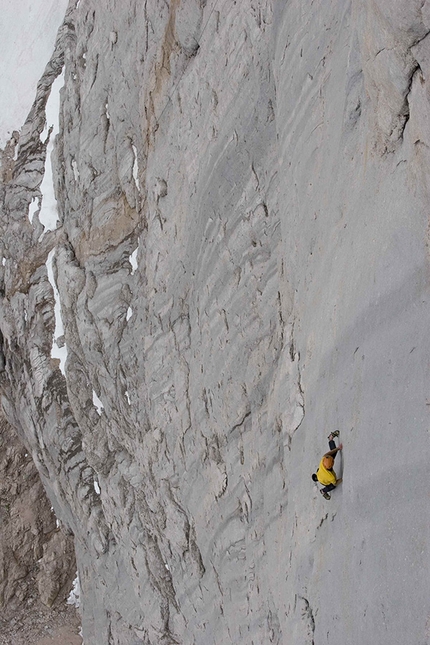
1 1 429 643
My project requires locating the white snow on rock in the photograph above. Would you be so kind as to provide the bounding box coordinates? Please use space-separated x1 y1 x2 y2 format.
28 196 39 224
38 71 64 236
132 144 140 192
72 158 80 182
46 248 67 375
92 390 104 415
126 307 133 321
0 0 69 148
129 247 138 274
125 390 131 405
94 480 101 495
67 574 80 608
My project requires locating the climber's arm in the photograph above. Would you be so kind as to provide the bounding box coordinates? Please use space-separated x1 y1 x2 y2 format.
325 443 343 457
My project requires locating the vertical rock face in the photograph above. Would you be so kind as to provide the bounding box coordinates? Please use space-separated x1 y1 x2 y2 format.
0 411 75 610
1 1 430 644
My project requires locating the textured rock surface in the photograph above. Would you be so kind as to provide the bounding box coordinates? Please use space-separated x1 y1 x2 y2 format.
0 409 79 642
0 598 81 645
0 410 76 609
1 1 430 644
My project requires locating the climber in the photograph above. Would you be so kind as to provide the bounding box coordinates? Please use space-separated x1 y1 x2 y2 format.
311 431 343 500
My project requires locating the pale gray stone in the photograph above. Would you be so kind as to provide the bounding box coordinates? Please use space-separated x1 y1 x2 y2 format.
1 1 430 644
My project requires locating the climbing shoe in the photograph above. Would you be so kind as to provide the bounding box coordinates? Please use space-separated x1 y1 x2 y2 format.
328 430 340 440
320 490 331 500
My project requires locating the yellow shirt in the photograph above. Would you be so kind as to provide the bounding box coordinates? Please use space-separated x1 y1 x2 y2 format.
317 457 337 486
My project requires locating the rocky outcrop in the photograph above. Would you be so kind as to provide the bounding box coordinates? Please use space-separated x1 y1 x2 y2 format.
0 410 76 609
1 1 430 644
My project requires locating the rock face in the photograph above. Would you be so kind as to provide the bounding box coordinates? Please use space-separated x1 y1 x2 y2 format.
1 1 430 643
0 410 76 609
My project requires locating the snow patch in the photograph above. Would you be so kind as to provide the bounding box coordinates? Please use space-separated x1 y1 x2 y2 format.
46 248 67 375
125 390 131 405
67 575 80 608
2 258 5 266
132 144 140 192
28 196 39 224
93 390 104 415
94 480 101 495
40 120 49 143
105 102 110 120
129 247 138 274
126 307 133 321
72 158 79 181
39 71 65 237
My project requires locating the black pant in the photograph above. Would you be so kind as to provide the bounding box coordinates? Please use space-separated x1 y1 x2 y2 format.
322 439 337 494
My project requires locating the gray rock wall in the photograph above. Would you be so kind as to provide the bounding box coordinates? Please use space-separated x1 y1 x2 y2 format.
1 1 429 643
0 410 76 611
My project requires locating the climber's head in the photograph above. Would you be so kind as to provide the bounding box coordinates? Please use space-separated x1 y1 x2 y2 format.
311 473 318 482
323 455 334 470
